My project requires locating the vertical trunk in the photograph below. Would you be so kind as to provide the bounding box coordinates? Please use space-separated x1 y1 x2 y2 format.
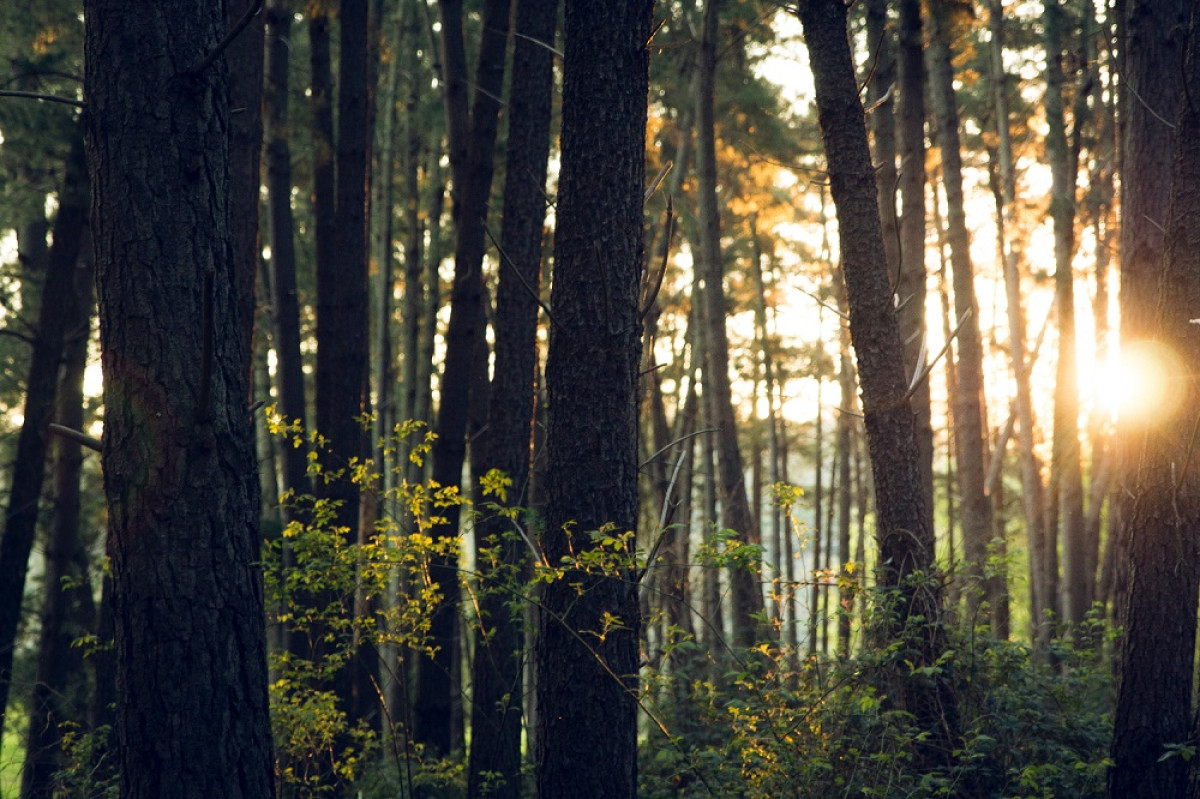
417 0 511 755
696 0 766 649
833 268 857 656
84 0 275 790
928 0 995 619
1109 1 1195 795
467 0 557 794
20 181 95 799
808 371 824 657
1044 0 1088 627
988 0 1050 646
0 135 89 735
896 0 935 531
534 1 650 795
797 0 960 771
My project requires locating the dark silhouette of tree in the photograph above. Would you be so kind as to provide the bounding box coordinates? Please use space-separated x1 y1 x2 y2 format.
535 0 651 795
796 0 961 773
82 0 275 792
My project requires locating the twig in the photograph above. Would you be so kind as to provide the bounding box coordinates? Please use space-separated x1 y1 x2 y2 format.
481 223 559 329
49 423 102 453
640 427 716 471
0 90 83 109
904 308 972 401
639 195 674 320
186 0 264 78
514 31 562 59
798 286 849 321
644 160 673 203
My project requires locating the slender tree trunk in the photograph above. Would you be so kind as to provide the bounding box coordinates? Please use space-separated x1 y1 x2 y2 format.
0 135 89 735
20 169 95 799
897 0 934 532
696 0 766 649
797 0 960 772
416 0 511 755
809 369 824 657
467 0 556 794
534 2 650 794
84 0 275 789
928 0 995 620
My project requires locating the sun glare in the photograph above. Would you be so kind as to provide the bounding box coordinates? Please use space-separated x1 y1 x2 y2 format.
1100 341 1184 425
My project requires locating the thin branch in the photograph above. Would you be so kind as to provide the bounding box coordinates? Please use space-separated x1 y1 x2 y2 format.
481 223 559 329
640 427 716 471
644 160 673 203
639 195 674 320
904 308 972 401
0 90 83 109
186 0 265 78
49 423 102 453
798 286 849 321
514 31 563 59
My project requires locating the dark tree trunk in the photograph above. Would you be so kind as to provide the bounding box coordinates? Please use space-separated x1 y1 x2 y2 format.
0 134 90 736
796 0 960 773
467 0 556 794
1110 3 1197 795
696 0 766 649
896 0 934 533
19 144 95 799
416 0 511 755
534 0 650 795
83 0 275 792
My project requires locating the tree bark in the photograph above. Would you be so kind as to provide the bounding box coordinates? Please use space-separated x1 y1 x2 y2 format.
1109 2 1197 795
83 0 275 791
467 0 556 794
797 0 960 772
535 1 650 795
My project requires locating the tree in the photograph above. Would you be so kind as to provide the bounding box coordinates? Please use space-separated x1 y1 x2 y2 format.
82 0 275 792
927 0 995 619
796 0 960 772
534 0 651 795
1108 0 1196 793
467 0 557 794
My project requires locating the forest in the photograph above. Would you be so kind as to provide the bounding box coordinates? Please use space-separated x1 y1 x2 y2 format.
0 0 1197 796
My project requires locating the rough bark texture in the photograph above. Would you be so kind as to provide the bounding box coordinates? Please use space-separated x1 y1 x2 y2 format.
466 0 556 794
416 0 511 755
534 1 650 795
927 0 995 618
797 0 959 772
83 0 275 793
1109 7 1199 795
18 140 94 798
896 0 935 533
696 0 766 649
0 134 89 736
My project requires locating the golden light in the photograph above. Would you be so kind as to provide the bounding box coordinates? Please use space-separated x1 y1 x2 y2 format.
1101 340 1185 425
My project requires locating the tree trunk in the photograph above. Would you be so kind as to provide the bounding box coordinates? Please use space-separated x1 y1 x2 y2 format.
1109 1 1196 795
467 0 556 794
797 0 960 771
416 0 511 755
535 1 650 794
927 0 995 620
83 0 275 790
695 0 766 649
896 0 935 533
19 148 95 799
0 134 89 736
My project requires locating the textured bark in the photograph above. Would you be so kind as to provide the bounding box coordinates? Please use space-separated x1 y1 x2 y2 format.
1109 4 1198 796
927 0 995 619
83 0 275 792
417 0 511 754
0 135 89 736
896 0 934 533
19 143 95 799
467 0 556 794
696 0 766 649
797 0 959 771
535 0 650 795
